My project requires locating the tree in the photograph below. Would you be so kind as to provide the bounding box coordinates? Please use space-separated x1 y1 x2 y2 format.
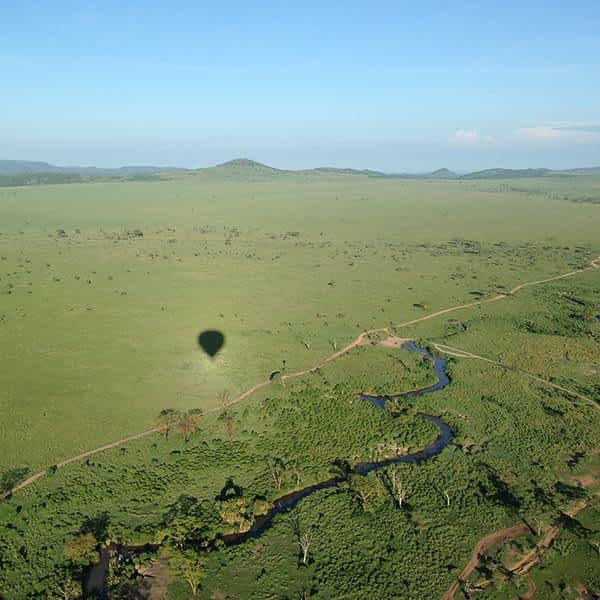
380 467 407 508
0 466 30 495
157 408 180 440
63 532 99 566
266 457 285 491
348 474 383 512
292 516 314 566
225 416 235 441
169 548 205 596
330 458 353 482
176 409 203 442
442 489 451 508
107 548 137 597
58 577 81 600
45 568 82 600
298 528 313 565
218 497 253 532
220 407 236 442
160 494 214 551
289 460 302 487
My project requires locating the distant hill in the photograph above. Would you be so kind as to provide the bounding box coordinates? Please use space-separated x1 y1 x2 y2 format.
559 166 600 176
461 168 552 180
461 166 600 179
1 158 599 184
0 160 59 174
0 160 184 176
427 168 458 179
213 158 280 171
309 167 386 177
0 172 89 187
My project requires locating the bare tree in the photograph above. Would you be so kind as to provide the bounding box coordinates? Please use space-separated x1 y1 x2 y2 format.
157 408 180 440
532 517 546 536
442 489 451 508
176 409 203 442
220 389 230 409
225 415 236 442
293 466 301 487
388 468 407 508
57 575 81 600
266 457 285 490
298 528 313 565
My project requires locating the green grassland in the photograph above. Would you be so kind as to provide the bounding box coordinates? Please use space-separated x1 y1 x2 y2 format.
1 173 599 471
462 175 600 204
1 169 600 598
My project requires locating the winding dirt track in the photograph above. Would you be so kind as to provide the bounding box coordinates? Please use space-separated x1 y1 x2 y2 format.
441 491 600 600
2 255 599 501
507 491 600 577
441 523 532 600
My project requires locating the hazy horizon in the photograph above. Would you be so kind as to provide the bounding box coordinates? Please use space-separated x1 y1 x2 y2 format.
2 1 599 171
2 156 600 174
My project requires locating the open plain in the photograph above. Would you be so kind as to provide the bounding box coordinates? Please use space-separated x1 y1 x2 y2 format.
1 167 600 598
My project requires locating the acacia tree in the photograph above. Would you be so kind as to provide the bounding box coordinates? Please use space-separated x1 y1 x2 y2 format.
169 548 205 596
157 408 180 440
176 409 203 442
225 415 236 442
160 494 214 551
220 402 236 442
348 474 383 513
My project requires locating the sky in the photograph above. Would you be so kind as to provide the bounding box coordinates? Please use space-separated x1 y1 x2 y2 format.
1 0 599 171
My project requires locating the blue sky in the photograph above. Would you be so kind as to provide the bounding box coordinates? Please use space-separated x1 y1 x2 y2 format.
1 1 599 170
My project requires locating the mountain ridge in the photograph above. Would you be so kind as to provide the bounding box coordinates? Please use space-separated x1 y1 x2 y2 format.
1 158 599 179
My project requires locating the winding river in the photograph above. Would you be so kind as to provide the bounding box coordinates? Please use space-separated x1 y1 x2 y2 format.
85 341 453 597
222 342 452 545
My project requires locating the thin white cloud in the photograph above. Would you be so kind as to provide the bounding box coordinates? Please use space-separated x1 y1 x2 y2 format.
555 124 600 133
517 126 563 140
517 122 600 142
451 130 496 145
453 129 478 143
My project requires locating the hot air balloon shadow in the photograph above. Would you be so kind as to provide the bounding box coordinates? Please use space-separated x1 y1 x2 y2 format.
198 330 225 359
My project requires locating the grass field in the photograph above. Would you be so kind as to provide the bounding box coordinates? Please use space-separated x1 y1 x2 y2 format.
1 168 599 598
